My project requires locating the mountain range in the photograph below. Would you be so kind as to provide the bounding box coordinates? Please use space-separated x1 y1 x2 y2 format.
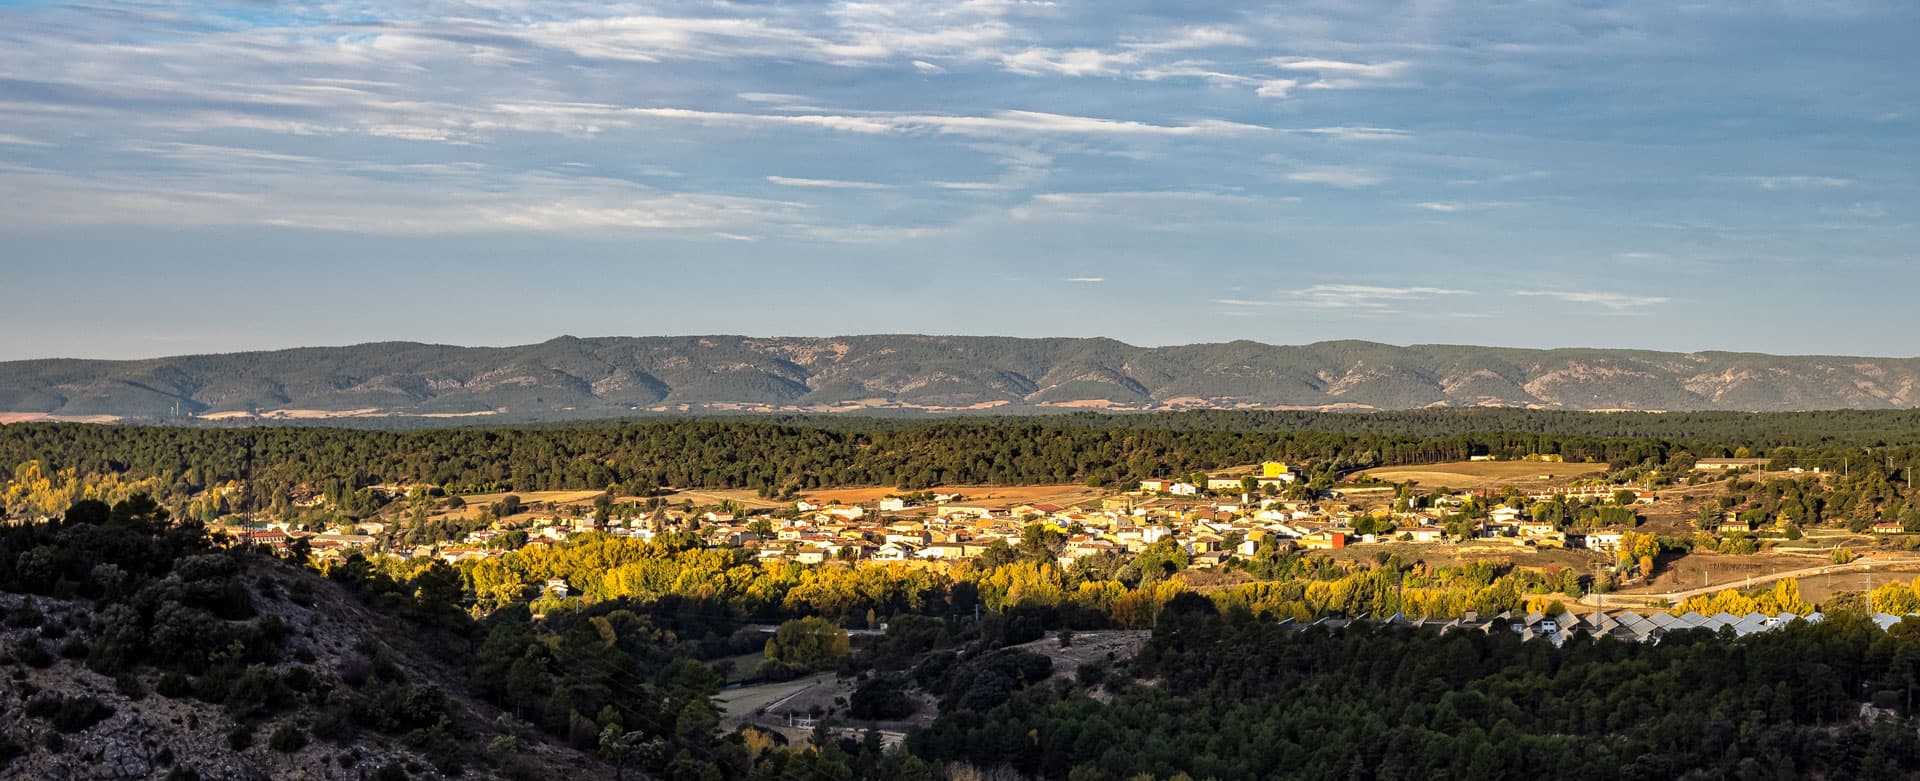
3 335 1918 422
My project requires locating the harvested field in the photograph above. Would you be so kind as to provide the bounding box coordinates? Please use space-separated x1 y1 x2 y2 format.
1357 460 1607 491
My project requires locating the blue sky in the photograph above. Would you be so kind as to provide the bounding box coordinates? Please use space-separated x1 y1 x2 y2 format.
0 0 1914 360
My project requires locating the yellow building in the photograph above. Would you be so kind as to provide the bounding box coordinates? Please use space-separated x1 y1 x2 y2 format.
1262 462 1290 479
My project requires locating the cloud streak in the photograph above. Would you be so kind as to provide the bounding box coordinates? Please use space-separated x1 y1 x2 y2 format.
1515 291 1670 311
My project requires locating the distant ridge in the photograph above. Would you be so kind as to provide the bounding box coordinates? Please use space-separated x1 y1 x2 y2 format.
3 335 1919 422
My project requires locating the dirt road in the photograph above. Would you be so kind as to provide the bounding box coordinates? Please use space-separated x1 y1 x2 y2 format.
1583 556 1920 607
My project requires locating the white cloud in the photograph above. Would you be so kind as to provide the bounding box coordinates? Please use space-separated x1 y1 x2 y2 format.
1065 276 1105 283
1255 79 1300 98
912 60 946 73
930 180 1018 191
1614 251 1668 264
0 134 49 146
1131 63 1258 86
1515 291 1670 311
1285 166 1384 187
1123 26 1255 52
1220 286 1469 311
1415 201 1513 212
1267 57 1411 89
737 92 809 105
1001 47 1137 76
766 175 894 189
525 104 1266 139
1282 126 1411 141
1283 284 1468 310
1270 58 1411 79
1743 175 1853 190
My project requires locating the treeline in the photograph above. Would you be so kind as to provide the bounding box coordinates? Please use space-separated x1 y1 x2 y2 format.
14 410 1920 517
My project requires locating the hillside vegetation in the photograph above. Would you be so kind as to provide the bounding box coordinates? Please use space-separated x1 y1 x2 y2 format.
6 335 1920 420
10 409 1920 518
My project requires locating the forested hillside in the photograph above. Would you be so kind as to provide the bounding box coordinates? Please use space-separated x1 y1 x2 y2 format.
7 335 1920 420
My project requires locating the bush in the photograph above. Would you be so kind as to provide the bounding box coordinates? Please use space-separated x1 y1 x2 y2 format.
0 731 24 766
849 675 918 720
155 672 193 699
25 695 114 733
5 605 42 629
268 723 308 754
226 726 253 751
287 580 315 608
763 617 850 672
13 638 52 669
115 672 146 700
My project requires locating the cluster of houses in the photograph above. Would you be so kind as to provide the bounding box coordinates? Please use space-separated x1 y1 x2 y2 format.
1327 608 1910 645
1137 462 1300 497
215 522 382 557
212 463 1675 568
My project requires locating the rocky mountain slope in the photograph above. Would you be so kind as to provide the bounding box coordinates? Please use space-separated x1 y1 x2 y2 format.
4 335 1918 421
0 558 607 781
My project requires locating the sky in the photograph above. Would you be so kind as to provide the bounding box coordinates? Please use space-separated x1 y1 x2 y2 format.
0 0 1915 361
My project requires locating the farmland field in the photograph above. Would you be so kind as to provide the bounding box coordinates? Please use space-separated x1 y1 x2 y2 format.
1356 460 1607 491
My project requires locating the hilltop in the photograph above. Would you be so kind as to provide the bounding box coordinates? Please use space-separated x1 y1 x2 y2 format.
4 335 1920 423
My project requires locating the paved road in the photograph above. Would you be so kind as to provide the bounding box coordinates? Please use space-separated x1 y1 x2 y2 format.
1581 557 1920 607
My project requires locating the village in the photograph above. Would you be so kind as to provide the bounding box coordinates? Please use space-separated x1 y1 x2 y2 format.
210 459 1719 571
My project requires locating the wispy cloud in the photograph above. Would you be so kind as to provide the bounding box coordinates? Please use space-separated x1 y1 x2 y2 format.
1614 251 1668 264
1065 276 1105 283
1742 176 1853 190
1268 57 1412 89
737 92 809 105
766 175 894 189
1415 201 1514 212
1285 166 1384 188
1123 26 1255 53
1515 291 1670 311
1002 48 1138 77
555 105 1269 139
1219 285 1468 311
1289 126 1412 141
1255 79 1300 98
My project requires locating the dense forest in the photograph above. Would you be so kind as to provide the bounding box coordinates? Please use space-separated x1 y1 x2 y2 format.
910 607 1920 780
10 409 1920 519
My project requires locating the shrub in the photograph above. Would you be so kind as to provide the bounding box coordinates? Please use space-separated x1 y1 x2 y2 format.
115 672 146 700
0 731 24 766
849 675 918 720
25 695 114 733
155 672 193 699
5 605 42 629
268 723 308 754
13 638 52 669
